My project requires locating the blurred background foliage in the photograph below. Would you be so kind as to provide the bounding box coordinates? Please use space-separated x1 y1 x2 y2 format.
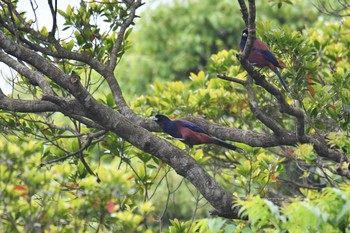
1 0 350 232
117 0 321 97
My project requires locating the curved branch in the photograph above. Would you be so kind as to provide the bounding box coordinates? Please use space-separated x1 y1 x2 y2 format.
1 1 145 127
0 31 103 112
108 0 143 71
247 84 288 135
0 50 54 95
237 0 249 26
48 0 58 38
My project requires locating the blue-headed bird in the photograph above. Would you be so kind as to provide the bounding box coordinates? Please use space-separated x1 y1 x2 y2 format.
153 114 244 153
240 28 289 93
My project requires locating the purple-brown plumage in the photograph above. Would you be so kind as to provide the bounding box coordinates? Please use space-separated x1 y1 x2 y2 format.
240 28 289 93
153 114 244 153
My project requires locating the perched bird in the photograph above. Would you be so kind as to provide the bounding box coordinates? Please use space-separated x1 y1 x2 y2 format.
153 114 244 153
240 28 290 93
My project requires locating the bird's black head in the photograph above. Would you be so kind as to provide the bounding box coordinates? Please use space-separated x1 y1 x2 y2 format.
240 28 248 51
154 114 167 122
153 114 171 128
242 28 248 38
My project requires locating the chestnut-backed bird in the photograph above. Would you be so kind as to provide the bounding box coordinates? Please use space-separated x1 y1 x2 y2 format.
153 114 244 153
240 28 289 93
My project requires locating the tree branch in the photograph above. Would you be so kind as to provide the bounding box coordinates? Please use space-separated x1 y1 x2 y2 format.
276 177 326 190
237 0 249 26
1 0 147 128
0 50 54 95
239 0 256 61
247 84 288 135
186 116 297 147
108 0 143 71
217 73 247 85
0 90 58 113
47 0 58 38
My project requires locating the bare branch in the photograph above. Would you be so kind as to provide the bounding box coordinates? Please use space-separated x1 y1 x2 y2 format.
40 135 93 166
108 0 143 71
237 0 249 26
0 91 58 113
47 0 58 38
247 84 288 135
314 0 350 17
40 130 106 167
217 73 247 85
276 177 326 190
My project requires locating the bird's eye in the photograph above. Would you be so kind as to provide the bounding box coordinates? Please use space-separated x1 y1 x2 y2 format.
243 32 248 37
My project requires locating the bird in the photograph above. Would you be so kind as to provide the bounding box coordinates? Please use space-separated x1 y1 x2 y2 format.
153 114 244 153
240 28 290 93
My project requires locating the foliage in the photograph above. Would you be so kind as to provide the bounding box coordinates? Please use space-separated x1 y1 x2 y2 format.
0 135 155 232
117 0 321 97
235 185 350 232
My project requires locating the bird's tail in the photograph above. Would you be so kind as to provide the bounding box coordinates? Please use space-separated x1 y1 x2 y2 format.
273 67 290 94
213 138 245 154
274 68 290 93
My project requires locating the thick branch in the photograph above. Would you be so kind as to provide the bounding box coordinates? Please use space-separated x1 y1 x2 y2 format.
51 73 241 217
0 51 54 95
0 90 57 113
108 116 240 218
0 31 104 116
0 91 89 120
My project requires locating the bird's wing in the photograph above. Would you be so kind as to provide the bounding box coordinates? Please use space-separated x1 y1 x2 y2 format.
254 40 280 67
175 120 209 135
260 49 280 67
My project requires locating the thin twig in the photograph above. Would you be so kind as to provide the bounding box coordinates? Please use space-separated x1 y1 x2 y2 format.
217 73 247 85
40 137 93 166
40 131 106 167
276 177 326 190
